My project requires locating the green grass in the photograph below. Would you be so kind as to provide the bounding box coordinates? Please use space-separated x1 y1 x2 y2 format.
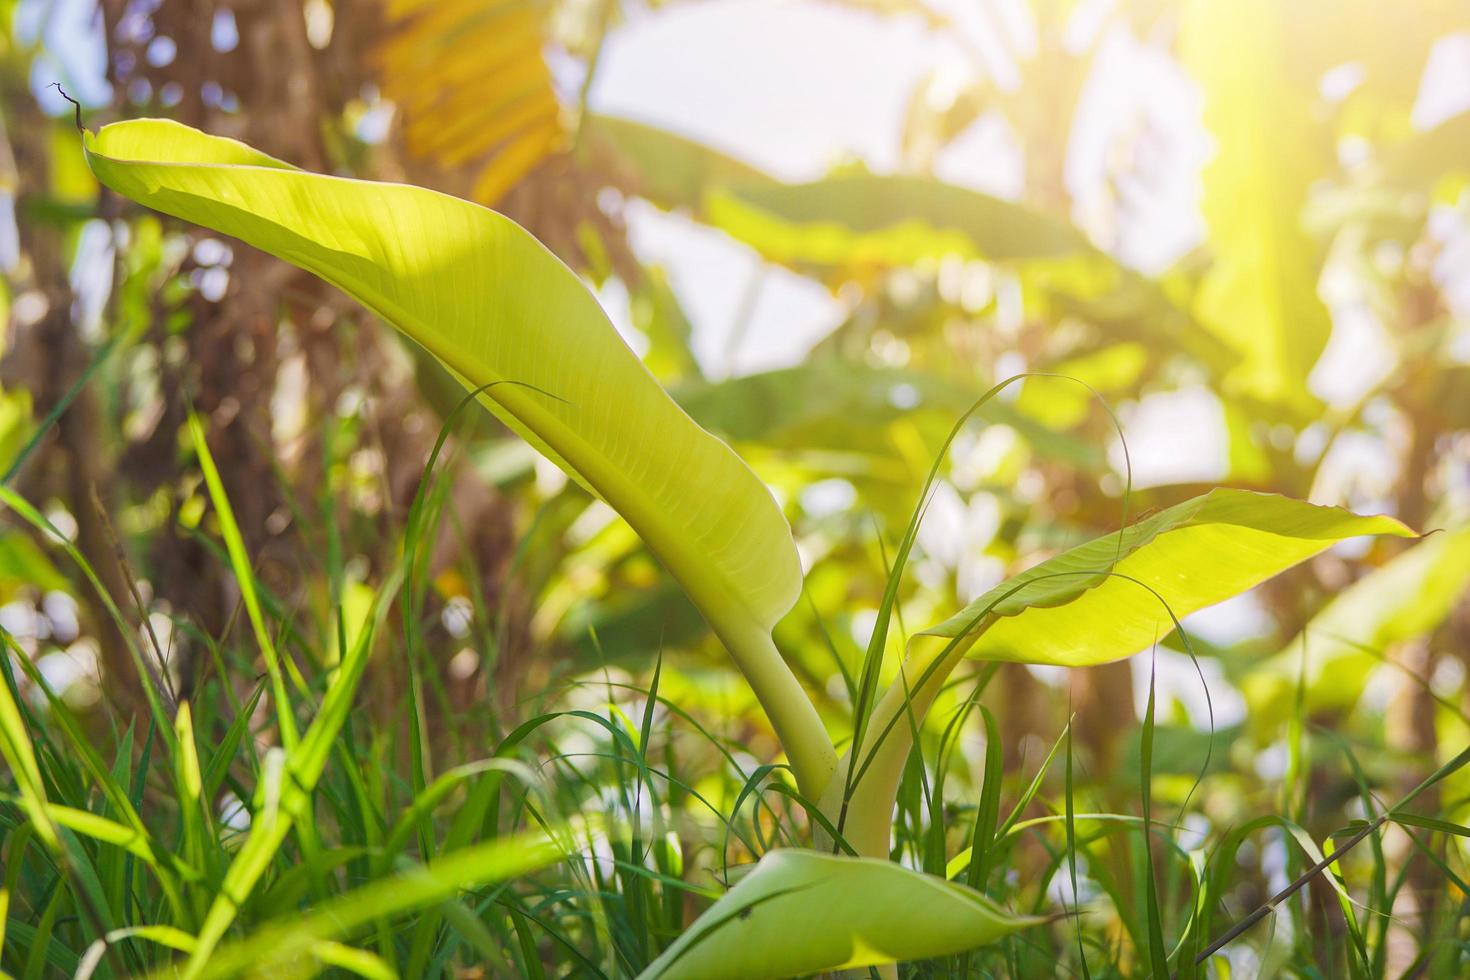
3 402 1470 978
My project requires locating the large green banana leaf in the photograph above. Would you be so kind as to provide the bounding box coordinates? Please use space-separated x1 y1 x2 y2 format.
82 119 834 790
925 488 1414 667
637 849 1041 979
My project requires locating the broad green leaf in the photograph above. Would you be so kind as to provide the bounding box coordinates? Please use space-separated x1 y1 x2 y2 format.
83 119 833 793
704 175 1232 366
1242 524 1470 723
924 488 1413 667
708 175 1088 265
84 119 797 636
637 849 1042 980
1181 0 1334 413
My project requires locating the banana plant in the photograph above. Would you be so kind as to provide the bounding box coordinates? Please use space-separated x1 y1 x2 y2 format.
82 119 1415 977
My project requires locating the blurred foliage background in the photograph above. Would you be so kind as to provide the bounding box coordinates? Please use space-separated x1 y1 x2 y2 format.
3 0 1470 975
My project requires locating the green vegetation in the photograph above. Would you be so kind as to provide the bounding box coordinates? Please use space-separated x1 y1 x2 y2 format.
3 1 1470 977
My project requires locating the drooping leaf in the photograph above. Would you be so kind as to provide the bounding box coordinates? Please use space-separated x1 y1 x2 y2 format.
704 175 1231 366
923 488 1414 667
709 175 1087 265
82 119 832 793
637 849 1042 980
1242 524 1470 723
85 117 799 651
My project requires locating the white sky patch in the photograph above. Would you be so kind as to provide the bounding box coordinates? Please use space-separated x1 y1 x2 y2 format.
933 113 1027 200
623 201 842 377
799 478 857 518
1309 428 1398 513
1131 647 1245 728
914 483 1004 601
1309 301 1397 408
1430 200 1470 324
68 219 114 343
1066 26 1211 273
594 274 649 359
926 0 1028 91
1412 33 1470 130
1108 387 1228 489
1183 589 1273 646
20 0 111 108
0 195 19 272
593 0 946 180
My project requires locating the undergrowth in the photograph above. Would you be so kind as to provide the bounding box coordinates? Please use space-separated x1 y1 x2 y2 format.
2 396 1469 979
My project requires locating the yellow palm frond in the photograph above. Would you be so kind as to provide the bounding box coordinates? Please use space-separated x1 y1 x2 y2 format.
377 0 565 204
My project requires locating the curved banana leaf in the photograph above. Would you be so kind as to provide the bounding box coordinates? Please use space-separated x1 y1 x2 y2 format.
707 175 1086 271
84 118 797 630
82 119 831 786
924 488 1414 667
637 849 1041 980
1242 523 1470 726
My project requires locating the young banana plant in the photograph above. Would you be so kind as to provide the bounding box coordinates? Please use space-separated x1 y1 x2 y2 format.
83 119 1415 978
